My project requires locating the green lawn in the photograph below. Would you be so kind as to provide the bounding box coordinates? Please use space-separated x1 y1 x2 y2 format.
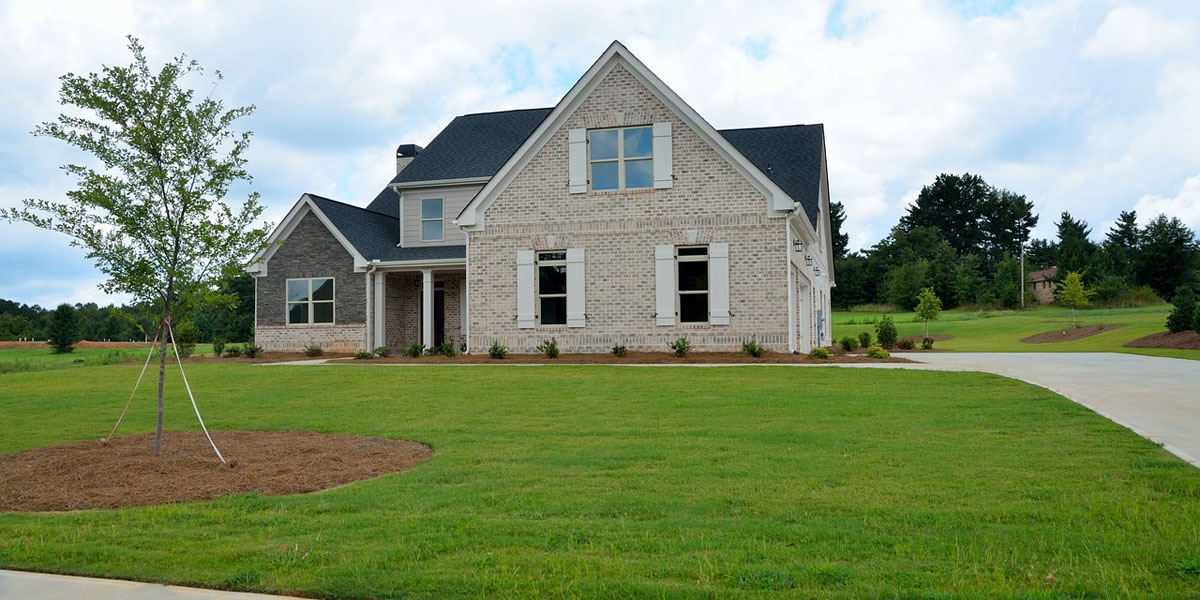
833 304 1200 360
2 363 1199 598
0 343 217 374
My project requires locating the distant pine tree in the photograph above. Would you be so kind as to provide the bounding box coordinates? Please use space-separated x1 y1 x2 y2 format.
47 303 80 353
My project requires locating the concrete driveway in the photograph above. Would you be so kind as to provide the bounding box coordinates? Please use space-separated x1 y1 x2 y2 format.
0 569 303 600
888 352 1200 468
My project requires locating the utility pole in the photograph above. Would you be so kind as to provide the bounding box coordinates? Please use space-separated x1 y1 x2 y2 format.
1019 215 1026 308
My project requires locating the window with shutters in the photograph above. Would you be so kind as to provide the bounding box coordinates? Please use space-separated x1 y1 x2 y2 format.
286 277 335 325
676 246 709 323
537 251 567 326
589 126 653 191
420 197 443 241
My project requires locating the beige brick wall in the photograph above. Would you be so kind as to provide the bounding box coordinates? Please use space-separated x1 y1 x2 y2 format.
468 64 791 353
382 271 465 349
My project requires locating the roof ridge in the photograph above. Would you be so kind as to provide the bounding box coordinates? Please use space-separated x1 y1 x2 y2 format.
455 106 554 118
719 123 823 132
306 193 398 220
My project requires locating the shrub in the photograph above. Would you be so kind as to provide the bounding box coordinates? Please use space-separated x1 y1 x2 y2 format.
374 346 392 358
921 337 935 350
741 337 764 357
211 338 226 358
46 303 80 354
303 344 324 357
839 335 859 352
810 347 830 360
405 341 425 358
875 315 898 349
897 338 915 350
668 336 691 358
174 321 198 358
611 344 627 357
438 340 457 357
243 343 263 358
223 345 243 358
536 337 560 358
488 340 508 359
866 345 890 359
858 331 871 348
353 350 374 360
1167 287 1196 333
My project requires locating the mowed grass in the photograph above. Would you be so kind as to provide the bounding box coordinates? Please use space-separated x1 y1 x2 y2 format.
2 363 1199 598
833 304 1200 360
0 343 216 374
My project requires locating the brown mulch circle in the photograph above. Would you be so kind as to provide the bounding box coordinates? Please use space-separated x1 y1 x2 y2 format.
1124 330 1200 350
0 431 432 512
1020 324 1125 344
343 350 913 365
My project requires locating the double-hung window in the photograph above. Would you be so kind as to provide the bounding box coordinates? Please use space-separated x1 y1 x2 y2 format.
537 251 567 326
421 198 443 241
589 126 653 191
287 277 334 325
676 246 709 323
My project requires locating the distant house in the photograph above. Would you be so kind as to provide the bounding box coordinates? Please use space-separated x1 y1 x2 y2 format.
247 41 834 354
1027 266 1058 305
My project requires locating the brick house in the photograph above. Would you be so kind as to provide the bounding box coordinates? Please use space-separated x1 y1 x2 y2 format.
248 41 834 354
1027 266 1058 305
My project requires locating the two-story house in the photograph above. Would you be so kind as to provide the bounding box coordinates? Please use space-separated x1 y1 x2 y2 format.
248 41 834 354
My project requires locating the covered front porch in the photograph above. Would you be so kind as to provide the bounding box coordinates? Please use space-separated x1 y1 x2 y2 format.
366 266 466 352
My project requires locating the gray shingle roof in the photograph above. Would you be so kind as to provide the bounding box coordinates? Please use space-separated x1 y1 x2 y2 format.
307 194 464 262
390 107 553 185
718 124 825 227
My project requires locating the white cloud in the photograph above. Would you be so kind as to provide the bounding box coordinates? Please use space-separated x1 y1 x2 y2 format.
1081 5 1196 59
1133 173 1200 231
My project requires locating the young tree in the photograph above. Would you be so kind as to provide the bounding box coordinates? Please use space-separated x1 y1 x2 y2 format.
1 37 269 456
1166 287 1196 334
1055 271 1094 323
46 303 81 353
914 287 942 336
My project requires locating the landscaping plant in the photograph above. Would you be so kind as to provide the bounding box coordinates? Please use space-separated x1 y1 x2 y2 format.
211 338 226 358
437 340 457 357
611 344 627 357
243 343 263 359
897 338 916 350
668 336 691 358
353 350 374 360
914 287 942 336
921 337 935 350
875 315 898 349
405 342 425 358
741 337 764 357
537 338 560 359
488 341 508 359
1166 287 1195 333
810 347 830 359
222 346 242 358
867 345 890 359
374 346 392 358
858 331 871 348
303 344 323 357
839 335 858 352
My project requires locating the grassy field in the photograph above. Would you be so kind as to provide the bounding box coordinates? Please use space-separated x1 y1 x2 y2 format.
833 304 1200 360
2 363 1199 598
0 343 217 374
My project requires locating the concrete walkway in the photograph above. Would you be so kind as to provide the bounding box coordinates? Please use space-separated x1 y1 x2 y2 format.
0 569 303 600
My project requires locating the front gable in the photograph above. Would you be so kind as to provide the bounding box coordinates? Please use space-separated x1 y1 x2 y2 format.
246 194 368 277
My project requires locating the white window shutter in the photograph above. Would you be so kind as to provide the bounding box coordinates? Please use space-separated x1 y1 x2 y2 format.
568 128 587 194
653 122 673 189
709 242 730 325
566 248 586 327
655 244 675 326
517 250 535 329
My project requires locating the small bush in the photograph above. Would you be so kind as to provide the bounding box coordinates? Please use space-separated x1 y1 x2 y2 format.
921 337 935 350
405 341 425 358
897 338 915 350
303 344 324 357
174 321 198 358
488 340 508 359
438 340 457 357
839 335 859 352
741 337 764 357
211 338 226 358
353 350 374 360
858 331 871 348
875 315 898 349
1166 287 1196 333
374 346 392 358
668 336 691 358
537 337 560 359
243 343 263 359
611 344 627 357
223 345 243 358
810 347 830 360
867 345 890 359
46 303 80 354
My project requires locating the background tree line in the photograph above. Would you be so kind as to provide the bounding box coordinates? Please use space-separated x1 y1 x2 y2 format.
0 273 255 343
832 173 1200 310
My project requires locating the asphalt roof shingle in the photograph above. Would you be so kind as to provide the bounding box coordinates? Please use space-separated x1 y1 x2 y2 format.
390 108 553 185
718 124 825 227
307 194 465 262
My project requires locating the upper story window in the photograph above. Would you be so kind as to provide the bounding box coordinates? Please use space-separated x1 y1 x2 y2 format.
676 246 709 323
421 198 443 241
537 251 567 326
287 277 334 325
589 126 653 191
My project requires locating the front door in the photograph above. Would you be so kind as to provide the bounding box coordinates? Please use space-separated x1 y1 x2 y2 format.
433 289 445 346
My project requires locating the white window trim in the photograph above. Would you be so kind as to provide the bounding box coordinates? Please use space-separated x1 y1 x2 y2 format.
536 250 568 327
676 245 709 324
420 197 444 242
285 277 336 326
589 126 653 192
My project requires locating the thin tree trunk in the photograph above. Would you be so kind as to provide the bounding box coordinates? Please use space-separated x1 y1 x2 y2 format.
154 318 166 456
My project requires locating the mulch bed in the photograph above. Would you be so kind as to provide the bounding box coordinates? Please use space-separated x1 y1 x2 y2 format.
187 351 355 364
1020 324 1125 344
0 431 431 512
341 351 913 365
1123 330 1200 350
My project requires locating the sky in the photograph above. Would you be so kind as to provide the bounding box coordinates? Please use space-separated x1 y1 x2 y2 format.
1 0 1198 307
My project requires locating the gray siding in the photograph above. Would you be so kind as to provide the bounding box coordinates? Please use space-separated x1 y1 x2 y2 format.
401 184 481 247
256 210 366 326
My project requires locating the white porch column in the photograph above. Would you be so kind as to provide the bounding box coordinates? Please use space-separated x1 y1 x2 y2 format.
421 269 434 349
374 271 386 350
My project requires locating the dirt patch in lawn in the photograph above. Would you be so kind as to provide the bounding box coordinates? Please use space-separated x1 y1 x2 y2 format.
1021 324 1125 344
0 431 431 512
343 350 912 365
1123 330 1200 350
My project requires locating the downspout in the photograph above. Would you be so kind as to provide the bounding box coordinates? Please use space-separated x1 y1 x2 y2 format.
785 213 797 354
463 227 471 354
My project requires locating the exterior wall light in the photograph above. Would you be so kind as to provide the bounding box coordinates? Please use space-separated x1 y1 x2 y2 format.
804 255 813 267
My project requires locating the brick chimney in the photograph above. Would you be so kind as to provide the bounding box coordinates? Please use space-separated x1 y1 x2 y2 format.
396 144 423 175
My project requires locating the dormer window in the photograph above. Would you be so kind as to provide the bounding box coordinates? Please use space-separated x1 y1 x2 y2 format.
589 126 653 191
421 197 443 241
